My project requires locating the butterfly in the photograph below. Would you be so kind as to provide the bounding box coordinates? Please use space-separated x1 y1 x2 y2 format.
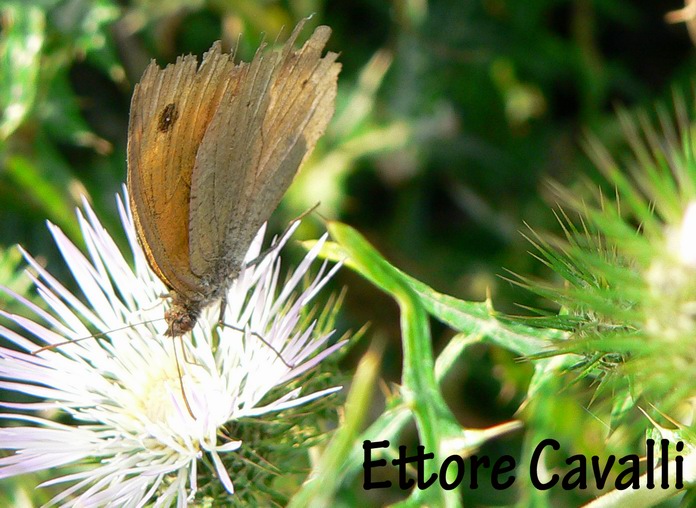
127 19 340 337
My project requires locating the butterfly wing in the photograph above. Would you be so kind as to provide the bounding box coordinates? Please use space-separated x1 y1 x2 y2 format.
188 20 341 283
184 40 274 283
127 43 242 298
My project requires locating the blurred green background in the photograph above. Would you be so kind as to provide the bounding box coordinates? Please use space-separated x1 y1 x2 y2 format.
1 0 694 506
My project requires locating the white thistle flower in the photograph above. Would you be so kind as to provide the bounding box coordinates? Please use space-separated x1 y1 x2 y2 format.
0 191 345 507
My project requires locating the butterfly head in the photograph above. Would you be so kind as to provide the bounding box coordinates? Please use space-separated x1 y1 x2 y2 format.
164 294 201 337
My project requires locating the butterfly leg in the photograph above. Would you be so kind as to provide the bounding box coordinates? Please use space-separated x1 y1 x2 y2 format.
218 317 294 368
173 336 196 419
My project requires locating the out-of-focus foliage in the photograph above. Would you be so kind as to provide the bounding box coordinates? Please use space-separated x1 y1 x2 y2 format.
0 0 694 506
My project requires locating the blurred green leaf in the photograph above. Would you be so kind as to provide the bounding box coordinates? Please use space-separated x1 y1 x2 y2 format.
0 4 45 139
289 347 381 508
5 152 82 240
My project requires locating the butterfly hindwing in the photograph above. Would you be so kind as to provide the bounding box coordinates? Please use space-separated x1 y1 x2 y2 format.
188 21 341 284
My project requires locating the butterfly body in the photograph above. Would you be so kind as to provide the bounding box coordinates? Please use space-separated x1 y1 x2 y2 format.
127 20 340 336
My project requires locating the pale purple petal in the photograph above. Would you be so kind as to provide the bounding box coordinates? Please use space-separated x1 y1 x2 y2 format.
0 189 345 506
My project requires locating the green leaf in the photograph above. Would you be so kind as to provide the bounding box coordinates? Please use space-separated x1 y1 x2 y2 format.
288 347 381 508
5 153 82 241
323 221 532 507
308 227 559 357
0 4 45 139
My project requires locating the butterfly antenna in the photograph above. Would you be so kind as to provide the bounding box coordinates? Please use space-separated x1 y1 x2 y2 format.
244 202 321 270
32 319 164 355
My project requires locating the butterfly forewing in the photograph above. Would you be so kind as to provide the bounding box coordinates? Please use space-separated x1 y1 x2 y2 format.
127 44 242 297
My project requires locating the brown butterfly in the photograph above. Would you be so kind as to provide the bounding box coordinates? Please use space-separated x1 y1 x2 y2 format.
127 19 340 337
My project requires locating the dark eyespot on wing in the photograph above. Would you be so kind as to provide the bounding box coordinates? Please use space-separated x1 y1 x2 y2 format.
158 103 179 133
